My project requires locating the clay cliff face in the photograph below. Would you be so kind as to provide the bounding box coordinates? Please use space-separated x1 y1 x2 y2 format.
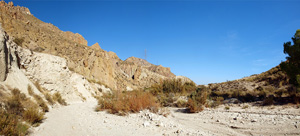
0 1 185 90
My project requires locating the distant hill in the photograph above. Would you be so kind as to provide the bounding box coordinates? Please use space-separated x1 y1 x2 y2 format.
209 65 288 92
207 65 293 104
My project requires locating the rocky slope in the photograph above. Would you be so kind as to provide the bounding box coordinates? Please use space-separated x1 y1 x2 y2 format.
0 23 111 104
0 1 186 91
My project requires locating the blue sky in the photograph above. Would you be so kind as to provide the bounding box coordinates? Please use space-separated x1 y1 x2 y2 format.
11 0 300 85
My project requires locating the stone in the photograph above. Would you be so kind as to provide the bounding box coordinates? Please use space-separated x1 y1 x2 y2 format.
0 25 8 82
143 121 150 127
251 119 257 122
8 1 13 7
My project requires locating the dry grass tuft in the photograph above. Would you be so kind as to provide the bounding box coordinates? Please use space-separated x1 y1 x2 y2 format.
0 110 29 136
44 93 55 105
33 94 49 112
53 92 67 106
27 85 34 96
5 89 25 116
34 81 44 93
23 108 44 125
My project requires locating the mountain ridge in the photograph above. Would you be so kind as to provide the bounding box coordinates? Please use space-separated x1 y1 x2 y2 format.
0 1 190 90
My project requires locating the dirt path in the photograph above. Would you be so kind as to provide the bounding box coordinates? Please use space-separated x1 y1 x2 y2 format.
30 101 300 136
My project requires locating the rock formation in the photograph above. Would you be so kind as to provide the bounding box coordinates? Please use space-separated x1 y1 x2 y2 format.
0 24 110 103
0 25 8 81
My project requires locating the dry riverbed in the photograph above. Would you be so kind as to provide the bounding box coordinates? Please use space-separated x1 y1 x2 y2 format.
30 100 300 136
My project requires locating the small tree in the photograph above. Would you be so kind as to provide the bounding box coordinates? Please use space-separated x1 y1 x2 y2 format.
280 29 300 91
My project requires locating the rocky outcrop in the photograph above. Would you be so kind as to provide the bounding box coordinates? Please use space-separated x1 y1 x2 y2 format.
64 31 87 46
91 42 101 50
0 25 8 81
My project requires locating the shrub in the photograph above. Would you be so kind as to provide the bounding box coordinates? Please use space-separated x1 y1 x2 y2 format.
150 79 196 95
187 88 207 113
53 92 67 105
5 89 25 116
225 106 230 110
22 99 39 110
189 88 207 105
23 108 44 125
0 110 29 136
33 94 49 112
175 99 187 107
262 96 274 106
187 98 203 113
210 97 224 108
96 91 159 115
155 93 174 107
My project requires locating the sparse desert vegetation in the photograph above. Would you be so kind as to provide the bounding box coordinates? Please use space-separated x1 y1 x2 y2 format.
96 90 159 115
0 88 45 135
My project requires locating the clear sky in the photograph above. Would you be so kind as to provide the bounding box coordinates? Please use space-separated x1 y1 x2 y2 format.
11 0 300 85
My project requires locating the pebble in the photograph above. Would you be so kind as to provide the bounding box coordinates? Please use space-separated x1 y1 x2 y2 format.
143 121 150 127
251 119 257 122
